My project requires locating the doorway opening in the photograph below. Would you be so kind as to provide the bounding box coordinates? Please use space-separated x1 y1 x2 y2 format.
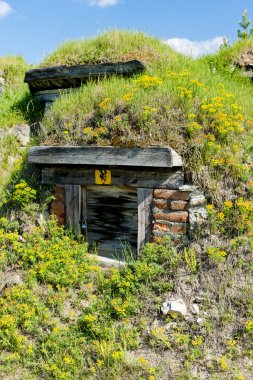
82 186 138 260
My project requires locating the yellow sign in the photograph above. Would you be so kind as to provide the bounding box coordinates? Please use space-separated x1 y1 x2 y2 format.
95 169 112 185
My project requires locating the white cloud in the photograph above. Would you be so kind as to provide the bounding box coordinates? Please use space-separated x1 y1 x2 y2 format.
86 0 119 7
164 37 224 58
0 1 12 18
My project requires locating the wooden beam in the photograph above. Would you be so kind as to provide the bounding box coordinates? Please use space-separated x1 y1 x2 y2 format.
24 60 145 93
41 167 184 189
137 188 153 252
28 146 183 168
34 88 73 102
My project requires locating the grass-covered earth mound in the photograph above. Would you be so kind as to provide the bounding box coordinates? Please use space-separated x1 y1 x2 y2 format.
0 31 253 379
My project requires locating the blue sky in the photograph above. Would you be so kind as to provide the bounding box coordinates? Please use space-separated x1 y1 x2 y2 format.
0 0 253 63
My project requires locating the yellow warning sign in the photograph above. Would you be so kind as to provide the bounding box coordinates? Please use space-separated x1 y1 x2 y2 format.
95 169 112 185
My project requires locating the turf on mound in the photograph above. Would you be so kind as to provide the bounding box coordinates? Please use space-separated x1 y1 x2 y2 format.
39 31 253 209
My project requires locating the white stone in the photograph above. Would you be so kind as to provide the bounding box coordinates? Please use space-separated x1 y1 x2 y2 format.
0 77 4 86
179 184 198 192
7 274 22 287
37 211 50 226
197 317 203 325
0 273 23 291
189 207 208 225
190 303 200 315
9 125 30 146
161 299 187 317
190 194 206 207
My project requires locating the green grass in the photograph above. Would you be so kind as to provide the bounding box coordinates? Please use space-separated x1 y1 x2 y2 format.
0 55 31 128
0 55 44 195
39 30 180 67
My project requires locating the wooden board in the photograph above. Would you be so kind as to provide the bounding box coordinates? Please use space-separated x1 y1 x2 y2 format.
29 146 183 167
41 167 184 189
34 88 74 102
86 186 138 260
65 184 81 235
24 60 145 93
137 188 153 251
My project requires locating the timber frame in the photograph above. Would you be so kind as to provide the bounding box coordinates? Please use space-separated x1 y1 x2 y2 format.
28 146 191 257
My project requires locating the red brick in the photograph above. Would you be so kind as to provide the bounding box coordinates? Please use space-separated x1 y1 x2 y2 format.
153 223 170 232
153 211 189 223
53 192 65 203
153 189 190 201
54 185 64 194
169 224 187 234
51 201 64 217
170 200 189 211
153 199 168 210
153 222 187 234
56 216 65 226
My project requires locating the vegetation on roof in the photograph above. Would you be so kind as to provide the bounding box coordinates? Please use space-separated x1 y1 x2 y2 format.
39 30 176 67
39 31 253 205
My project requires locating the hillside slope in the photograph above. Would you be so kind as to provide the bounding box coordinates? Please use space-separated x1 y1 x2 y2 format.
0 31 253 380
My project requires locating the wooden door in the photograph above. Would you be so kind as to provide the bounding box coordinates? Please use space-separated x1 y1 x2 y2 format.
85 186 138 259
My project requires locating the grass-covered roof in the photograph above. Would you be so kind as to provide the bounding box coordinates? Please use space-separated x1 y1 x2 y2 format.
35 31 253 206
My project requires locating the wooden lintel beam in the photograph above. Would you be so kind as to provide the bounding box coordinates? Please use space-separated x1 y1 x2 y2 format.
28 146 183 168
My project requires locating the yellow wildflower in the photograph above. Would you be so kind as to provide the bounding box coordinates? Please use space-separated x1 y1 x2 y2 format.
223 200 232 208
217 212 225 221
139 356 149 366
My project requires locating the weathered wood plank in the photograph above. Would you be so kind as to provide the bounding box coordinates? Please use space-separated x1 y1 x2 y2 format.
42 167 184 189
80 187 87 239
65 184 81 235
137 188 153 252
24 60 145 93
34 88 74 102
28 146 183 167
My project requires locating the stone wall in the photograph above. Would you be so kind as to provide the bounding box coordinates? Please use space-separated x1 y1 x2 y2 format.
152 185 207 244
50 185 65 226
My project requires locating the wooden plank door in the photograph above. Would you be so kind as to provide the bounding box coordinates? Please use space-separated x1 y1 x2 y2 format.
86 186 138 259
65 184 81 235
137 188 153 252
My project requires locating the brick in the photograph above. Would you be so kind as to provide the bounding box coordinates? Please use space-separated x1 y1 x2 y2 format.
154 189 190 201
170 200 189 211
153 211 189 223
153 199 168 210
53 192 65 203
169 223 187 234
153 223 170 232
57 216 65 226
51 200 64 217
54 185 64 194
153 222 187 234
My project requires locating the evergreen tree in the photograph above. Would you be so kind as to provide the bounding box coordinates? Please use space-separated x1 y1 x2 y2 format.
238 9 253 39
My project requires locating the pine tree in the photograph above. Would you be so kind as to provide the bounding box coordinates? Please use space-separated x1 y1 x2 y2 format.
238 9 253 39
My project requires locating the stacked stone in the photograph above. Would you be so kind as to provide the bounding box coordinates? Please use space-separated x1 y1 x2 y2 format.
152 185 207 244
50 186 65 226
